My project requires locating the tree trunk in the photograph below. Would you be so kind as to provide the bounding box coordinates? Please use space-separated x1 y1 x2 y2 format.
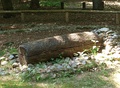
92 0 104 10
30 0 40 9
19 32 103 65
1 0 14 18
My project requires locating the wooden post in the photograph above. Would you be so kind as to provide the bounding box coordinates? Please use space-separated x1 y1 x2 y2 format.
21 13 24 22
82 2 86 10
61 2 64 9
116 13 119 24
92 0 104 10
65 12 69 23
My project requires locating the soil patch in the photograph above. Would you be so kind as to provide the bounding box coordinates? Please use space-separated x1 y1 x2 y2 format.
0 24 93 49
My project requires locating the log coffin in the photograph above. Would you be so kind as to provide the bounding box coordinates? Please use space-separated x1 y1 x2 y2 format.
19 32 103 65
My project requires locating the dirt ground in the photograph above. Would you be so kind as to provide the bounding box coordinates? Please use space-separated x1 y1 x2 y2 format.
0 23 94 50
0 10 119 50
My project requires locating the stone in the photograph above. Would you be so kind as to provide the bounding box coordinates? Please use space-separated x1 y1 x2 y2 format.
62 63 68 70
105 61 112 67
94 53 105 62
16 58 20 62
8 54 14 60
1 61 8 66
98 33 106 37
12 68 19 73
9 59 17 64
65 57 71 63
56 64 64 71
0 68 5 72
27 67 32 71
105 45 113 54
81 60 86 65
70 61 77 68
84 56 90 60
66 65 71 69
50 65 57 71
0 56 6 60
12 62 19 68
19 65 28 71
40 74 49 79
112 53 120 60
39 68 46 73
46 68 51 73
106 30 114 34
0 71 9 76
51 73 57 78
111 35 119 39
28 64 34 68
98 28 109 32
0 27 120 79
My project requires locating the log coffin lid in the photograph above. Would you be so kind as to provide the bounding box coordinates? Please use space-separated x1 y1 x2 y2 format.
19 32 101 57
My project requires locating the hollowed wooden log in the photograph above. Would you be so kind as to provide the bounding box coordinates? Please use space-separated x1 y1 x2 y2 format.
19 32 103 65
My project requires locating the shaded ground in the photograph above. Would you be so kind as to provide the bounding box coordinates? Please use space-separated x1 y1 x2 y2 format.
0 1 119 49
0 23 94 49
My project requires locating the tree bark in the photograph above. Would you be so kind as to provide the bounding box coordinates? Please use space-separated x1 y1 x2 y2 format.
92 0 104 10
19 32 103 65
30 0 40 9
1 0 14 18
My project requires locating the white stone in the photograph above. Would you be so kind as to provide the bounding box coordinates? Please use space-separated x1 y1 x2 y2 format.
12 62 19 68
51 73 57 78
8 54 14 60
1 61 8 66
27 67 32 71
94 53 106 62
106 30 114 34
81 60 86 65
54 64 63 71
105 45 113 54
105 61 112 67
69 60 74 66
19 65 28 71
98 28 109 32
9 59 17 64
65 57 71 63
28 64 34 68
46 68 51 73
98 33 106 37
0 56 6 60
50 65 56 71
111 34 119 39
75 60 81 65
84 56 89 60
66 65 71 69
71 63 77 68
112 53 120 60
40 74 48 79
0 71 9 76
0 68 4 72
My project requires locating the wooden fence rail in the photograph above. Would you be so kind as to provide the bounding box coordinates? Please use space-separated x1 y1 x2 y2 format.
0 10 120 24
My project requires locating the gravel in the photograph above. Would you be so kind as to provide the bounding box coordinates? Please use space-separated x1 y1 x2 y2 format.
0 27 120 79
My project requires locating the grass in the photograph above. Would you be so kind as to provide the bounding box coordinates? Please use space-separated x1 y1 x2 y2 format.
1 46 18 53
0 46 120 88
0 67 119 88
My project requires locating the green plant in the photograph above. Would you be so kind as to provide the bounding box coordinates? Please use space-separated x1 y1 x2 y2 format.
40 1 61 7
0 47 18 57
90 46 99 55
90 40 100 55
0 50 6 57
